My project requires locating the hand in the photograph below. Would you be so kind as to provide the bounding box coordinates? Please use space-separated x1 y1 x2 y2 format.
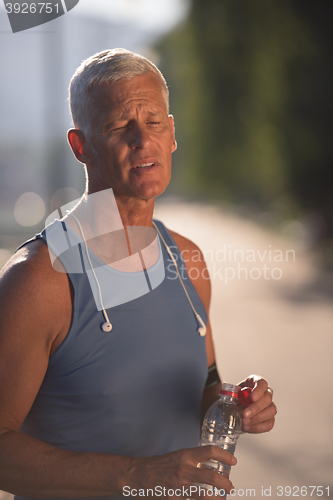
238 374 277 433
125 446 237 499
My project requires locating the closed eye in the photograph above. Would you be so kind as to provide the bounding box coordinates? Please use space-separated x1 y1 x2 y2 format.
108 124 127 133
107 120 161 132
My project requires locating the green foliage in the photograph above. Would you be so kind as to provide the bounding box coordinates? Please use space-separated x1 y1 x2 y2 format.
157 0 333 236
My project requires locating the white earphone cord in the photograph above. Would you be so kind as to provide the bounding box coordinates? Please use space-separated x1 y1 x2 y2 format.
152 222 206 336
67 213 205 336
69 213 111 329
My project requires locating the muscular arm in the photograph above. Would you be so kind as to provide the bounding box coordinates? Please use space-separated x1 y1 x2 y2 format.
0 240 236 498
169 230 276 433
0 241 127 497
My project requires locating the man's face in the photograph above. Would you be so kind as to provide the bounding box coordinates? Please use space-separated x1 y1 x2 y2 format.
85 72 176 201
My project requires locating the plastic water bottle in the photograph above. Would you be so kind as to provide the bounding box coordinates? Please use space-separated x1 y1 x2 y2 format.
198 383 244 498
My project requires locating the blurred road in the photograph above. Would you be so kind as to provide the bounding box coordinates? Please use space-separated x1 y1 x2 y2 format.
1 200 332 499
155 200 333 498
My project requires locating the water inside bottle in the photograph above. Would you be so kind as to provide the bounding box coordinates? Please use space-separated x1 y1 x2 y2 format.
200 434 238 479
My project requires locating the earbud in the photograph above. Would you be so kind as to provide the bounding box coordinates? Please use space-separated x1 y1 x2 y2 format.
101 321 112 332
198 326 206 337
196 314 207 337
100 308 112 332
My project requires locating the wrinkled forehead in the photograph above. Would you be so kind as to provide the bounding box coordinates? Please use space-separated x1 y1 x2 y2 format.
87 72 169 130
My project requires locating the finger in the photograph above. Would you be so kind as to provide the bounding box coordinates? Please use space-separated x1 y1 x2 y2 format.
193 469 235 497
238 374 265 390
242 416 275 434
237 375 269 403
265 386 274 400
242 401 277 427
250 378 269 402
196 444 237 467
189 446 237 497
242 387 273 419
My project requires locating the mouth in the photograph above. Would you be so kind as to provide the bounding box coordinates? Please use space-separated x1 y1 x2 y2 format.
133 160 158 171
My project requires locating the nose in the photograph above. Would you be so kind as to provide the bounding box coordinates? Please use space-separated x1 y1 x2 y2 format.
128 122 151 149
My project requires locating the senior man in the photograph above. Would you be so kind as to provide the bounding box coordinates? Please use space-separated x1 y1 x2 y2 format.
0 49 276 500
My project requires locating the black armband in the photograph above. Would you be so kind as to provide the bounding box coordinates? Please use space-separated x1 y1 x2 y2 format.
205 362 221 389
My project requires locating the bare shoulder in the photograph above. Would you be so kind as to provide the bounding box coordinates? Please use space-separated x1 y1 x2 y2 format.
2 237 55 273
168 229 206 261
0 238 72 354
167 228 211 310
0 239 73 433
1 238 70 302
167 229 216 365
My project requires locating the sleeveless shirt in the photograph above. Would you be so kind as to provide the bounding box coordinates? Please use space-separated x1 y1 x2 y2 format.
16 219 208 500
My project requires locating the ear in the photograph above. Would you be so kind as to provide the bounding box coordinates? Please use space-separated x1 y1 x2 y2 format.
168 115 177 152
67 129 91 164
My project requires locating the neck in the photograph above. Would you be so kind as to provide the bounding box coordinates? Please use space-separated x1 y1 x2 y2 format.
82 186 156 228
70 187 156 237
113 195 155 228
66 188 158 269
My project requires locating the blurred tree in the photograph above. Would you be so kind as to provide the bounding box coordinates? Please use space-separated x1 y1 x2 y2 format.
158 0 333 239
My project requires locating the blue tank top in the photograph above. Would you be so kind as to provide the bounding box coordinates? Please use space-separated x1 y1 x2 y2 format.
17 219 208 499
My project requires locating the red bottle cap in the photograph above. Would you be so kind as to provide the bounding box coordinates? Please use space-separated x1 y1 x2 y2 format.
238 387 252 407
220 389 239 398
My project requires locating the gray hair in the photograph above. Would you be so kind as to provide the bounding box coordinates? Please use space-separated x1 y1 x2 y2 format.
69 48 169 135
